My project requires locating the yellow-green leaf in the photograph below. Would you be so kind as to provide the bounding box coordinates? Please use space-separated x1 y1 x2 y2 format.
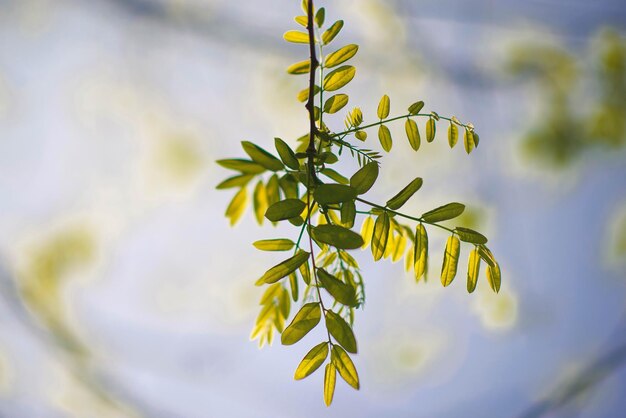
331 345 359 390
312 224 364 249
323 94 349 114
266 174 280 206
455 226 488 245
321 20 344 45
315 7 325 27
464 128 475 154
286 59 311 75
274 138 300 170
473 131 480 147
216 174 254 189
323 65 356 91
284 30 310 44
477 244 496 267
408 101 424 115
258 250 310 285
405 118 421 151
216 158 265 174
391 234 407 263
314 184 357 204
289 272 299 301
426 117 436 142
350 162 379 194
378 125 392 152
324 44 358 68
320 168 349 185
360 216 374 249
323 363 336 406
225 187 248 226
294 15 307 27
467 248 480 293
281 302 321 345
355 130 367 141
241 141 284 171
377 94 390 119
371 212 390 261
386 177 423 210
341 200 356 228
421 202 465 223
414 223 428 281
441 235 460 287
318 269 357 307
253 180 268 225
253 238 295 252
297 85 320 102
448 122 459 148
265 199 306 222
486 262 501 293
294 342 329 380
325 310 357 353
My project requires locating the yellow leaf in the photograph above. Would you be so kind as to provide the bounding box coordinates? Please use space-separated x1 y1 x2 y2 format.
378 125 392 152
284 30 310 44
405 118 420 151
253 181 268 225
322 20 344 45
225 187 247 226
448 122 459 148
323 65 356 91
324 363 337 406
414 223 428 281
331 345 359 390
441 235 460 287
286 59 311 75
360 216 374 249
371 212 390 261
467 248 480 293
426 117 436 143
324 44 358 68
486 262 502 293
377 94 390 119
294 342 329 380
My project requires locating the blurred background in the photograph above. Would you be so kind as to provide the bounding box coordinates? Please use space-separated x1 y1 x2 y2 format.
0 0 625 417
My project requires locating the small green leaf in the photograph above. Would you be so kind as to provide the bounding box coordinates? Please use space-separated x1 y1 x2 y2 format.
294 342 329 380
318 269 357 307
371 212 390 261
408 101 424 115
378 125 392 152
314 184 358 204
464 128 475 154
325 310 357 353
315 7 325 27
321 20 344 45
331 345 359 390
312 225 364 249
355 131 367 141
274 138 300 170
241 141 284 171
323 65 356 91
377 94 390 119
341 200 356 229
323 94 349 114
258 250 310 285
265 199 306 222
225 187 248 226
426 117 436 142
323 363 337 406
286 59 310 75
216 174 254 189
216 159 265 174
421 202 465 223
386 177 423 210
467 248 480 293
486 262 501 293
324 44 358 68
405 118 421 151
284 30 310 44
350 162 379 194
441 235 460 287
455 226 488 245
253 238 296 252
448 122 458 148
281 302 321 345
473 131 480 147
414 223 428 281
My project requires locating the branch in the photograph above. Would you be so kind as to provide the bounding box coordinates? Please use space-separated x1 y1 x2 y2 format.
305 0 320 181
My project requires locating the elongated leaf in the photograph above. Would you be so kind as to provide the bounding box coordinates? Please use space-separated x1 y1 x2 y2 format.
323 94 349 114
371 212 390 261
297 85 320 102
286 59 310 75
320 168 349 185
421 202 465 223
426 118 436 142
377 94 390 119
414 223 428 281
441 235 460 287
448 122 459 148
341 200 356 228
253 180 268 224
455 227 488 245
360 216 374 249
331 345 359 389
408 101 424 115
216 159 265 174
281 302 321 345
258 250 310 285
318 269 357 307
295 342 329 380
265 199 306 222
405 118 421 151
322 20 344 45
477 244 496 267
266 174 280 207
315 7 325 27
464 128 475 154
314 184 357 204
289 272 298 301
378 125 392 152
325 44 358 68
386 177 423 210
216 174 254 189
225 187 247 226
467 248 480 293
253 238 295 252
323 65 355 91
294 15 307 27
391 234 407 263
473 131 480 147
324 363 337 406
284 30 309 44
326 310 357 353
274 138 300 170
241 141 284 171
312 224 364 249
350 162 379 194
486 262 501 293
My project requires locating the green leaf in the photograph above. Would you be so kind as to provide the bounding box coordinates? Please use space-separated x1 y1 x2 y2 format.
320 168 349 185
265 199 306 222
284 30 309 44
216 159 265 174
297 85 320 102
323 94 349 114
324 44 358 68
315 7 325 27
253 238 296 252
386 177 423 210
408 101 424 115
266 174 280 206
421 202 465 223
286 59 310 75
281 302 321 345
467 248 480 293
464 128 475 154
289 272 299 301
341 200 356 229
414 223 428 281
323 65 356 91
448 122 459 148
323 363 337 406
312 225 364 249
294 342 329 380
455 226 488 245
225 187 248 226
405 118 421 151
258 250 310 285
426 117 436 143
378 125 392 152
350 162 379 194
253 180 268 224
325 310 357 353
371 212 390 261
477 244 496 267
321 20 344 45
377 94 390 119
241 141 284 171
274 138 300 170
216 174 254 189
473 131 480 147
314 184 358 204
318 269 357 307
441 235 460 287
355 130 367 141
486 262 501 293
331 345 359 390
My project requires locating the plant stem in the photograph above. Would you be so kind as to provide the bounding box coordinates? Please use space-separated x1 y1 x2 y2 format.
333 113 472 137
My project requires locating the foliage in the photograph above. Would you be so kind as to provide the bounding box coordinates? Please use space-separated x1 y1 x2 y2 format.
217 0 501 406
